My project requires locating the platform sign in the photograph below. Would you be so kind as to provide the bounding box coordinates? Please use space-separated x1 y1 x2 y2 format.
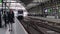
59 9 60 12
48 9 51 12
0 0 2 3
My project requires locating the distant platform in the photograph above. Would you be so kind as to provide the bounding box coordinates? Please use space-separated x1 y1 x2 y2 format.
28 16 60 23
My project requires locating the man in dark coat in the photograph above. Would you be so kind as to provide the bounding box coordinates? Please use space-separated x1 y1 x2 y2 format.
8 11 14 23
8 10 14 31
3 11 8 27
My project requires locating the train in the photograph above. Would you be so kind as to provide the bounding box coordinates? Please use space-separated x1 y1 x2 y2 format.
9 2 28 20
0 1 28 20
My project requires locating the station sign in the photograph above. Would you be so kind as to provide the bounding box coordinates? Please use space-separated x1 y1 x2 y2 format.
48 9 52 12
59 9 60 12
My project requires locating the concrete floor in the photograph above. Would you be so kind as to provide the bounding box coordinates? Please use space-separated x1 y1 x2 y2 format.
0 17 28 34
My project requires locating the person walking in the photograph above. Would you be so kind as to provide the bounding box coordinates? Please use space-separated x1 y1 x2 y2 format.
8 10 14 31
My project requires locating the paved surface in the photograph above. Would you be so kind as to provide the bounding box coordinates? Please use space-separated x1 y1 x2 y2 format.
0 28 6 34
0 17 28 34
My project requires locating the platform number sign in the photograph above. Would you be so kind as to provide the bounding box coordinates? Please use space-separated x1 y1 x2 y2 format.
0 0 2 3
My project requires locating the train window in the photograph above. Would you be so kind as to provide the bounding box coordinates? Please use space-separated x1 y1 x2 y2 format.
18 10 23 14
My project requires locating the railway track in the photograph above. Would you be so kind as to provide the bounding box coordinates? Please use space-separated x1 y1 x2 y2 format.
17 17 60 34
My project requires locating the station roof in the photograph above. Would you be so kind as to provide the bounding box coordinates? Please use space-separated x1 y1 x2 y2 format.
0 0 51 10
19 0 50 9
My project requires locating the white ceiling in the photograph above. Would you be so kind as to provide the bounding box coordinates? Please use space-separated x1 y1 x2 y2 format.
0 0 50 9
0 0 26 10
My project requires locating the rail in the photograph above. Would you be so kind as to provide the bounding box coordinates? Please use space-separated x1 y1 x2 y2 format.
19 17 60 34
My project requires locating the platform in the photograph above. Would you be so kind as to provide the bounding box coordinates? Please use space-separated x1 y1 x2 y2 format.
0 17 28 34
28 16 60 23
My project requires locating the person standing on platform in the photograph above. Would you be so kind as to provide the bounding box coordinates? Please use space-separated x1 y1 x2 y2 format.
3 11 8 27
8 10 14 31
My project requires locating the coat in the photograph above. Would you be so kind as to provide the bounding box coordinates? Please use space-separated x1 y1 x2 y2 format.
8 12 14 23
3 13 9 24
